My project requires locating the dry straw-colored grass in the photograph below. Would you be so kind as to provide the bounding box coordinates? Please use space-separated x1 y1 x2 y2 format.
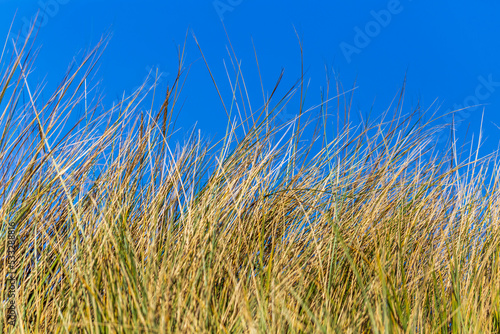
0 25 499 333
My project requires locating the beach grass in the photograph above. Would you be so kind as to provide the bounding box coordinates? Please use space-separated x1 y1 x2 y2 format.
0 27 500 333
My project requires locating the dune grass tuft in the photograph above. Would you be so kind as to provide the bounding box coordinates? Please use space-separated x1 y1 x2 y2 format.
1 27 500 333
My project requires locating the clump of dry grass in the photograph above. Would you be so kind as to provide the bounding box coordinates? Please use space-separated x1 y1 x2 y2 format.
1 25 500 333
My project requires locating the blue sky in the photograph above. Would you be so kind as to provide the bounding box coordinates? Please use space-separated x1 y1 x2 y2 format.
1 0 500 161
